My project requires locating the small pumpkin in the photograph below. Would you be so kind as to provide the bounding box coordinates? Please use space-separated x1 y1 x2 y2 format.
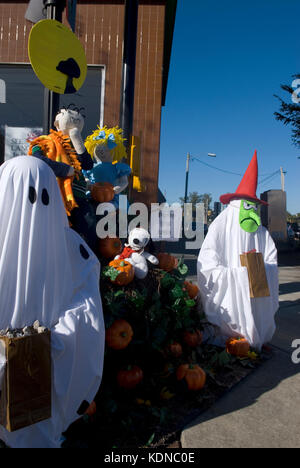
108 259 135 286
157 252 178 272
84 400 97 416
91 181 115 203
176 364 206 391
226 337 250 357
164 341 183 358
183 329 203 347
106 319 133 350
183 281 199 299
117 365 143 389
99 236 122 258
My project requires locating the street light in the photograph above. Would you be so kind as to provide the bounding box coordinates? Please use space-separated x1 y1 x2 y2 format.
184 152 216 204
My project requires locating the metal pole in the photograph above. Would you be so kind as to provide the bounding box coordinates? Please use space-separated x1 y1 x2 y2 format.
184 152 190 204
119 0 139 156
43 0 65 134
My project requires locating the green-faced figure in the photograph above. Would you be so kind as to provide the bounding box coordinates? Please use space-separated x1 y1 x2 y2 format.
239 199 261 233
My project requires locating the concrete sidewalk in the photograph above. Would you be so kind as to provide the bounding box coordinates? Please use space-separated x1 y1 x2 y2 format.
181 262 300 448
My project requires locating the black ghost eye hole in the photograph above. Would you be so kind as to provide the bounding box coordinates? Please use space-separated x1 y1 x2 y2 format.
132 238 140 245
28 186 37 204
80 244 90 260
42 188 49 205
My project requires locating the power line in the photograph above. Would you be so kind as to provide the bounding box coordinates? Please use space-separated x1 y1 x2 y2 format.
258 169 281 186
191 157 243 175
259 173 280 188
191 156 275 178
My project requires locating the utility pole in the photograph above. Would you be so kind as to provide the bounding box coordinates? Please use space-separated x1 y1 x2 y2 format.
43 0 65 134
184 152 190 204
280 167 286 191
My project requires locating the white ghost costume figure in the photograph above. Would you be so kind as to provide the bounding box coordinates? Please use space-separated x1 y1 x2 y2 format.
197 201 279 350
197 152 279 351
0 156 105 448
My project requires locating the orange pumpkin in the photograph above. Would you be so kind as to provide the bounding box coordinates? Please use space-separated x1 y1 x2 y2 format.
117 365 143 389
91 182 115 203
84 400 97 416
99 236 122 258
183 329 203 347
106 319 133 350
226 337 250 357
108 259 135 286
105 319 133 350
157 253 178 272
176 364 206 391
165 341 183 358
183 281 199 299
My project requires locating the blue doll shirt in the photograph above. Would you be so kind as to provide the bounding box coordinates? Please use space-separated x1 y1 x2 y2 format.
83 161 131 208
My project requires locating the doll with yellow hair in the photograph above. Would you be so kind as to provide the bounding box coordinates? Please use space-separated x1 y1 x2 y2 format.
84 126 131 210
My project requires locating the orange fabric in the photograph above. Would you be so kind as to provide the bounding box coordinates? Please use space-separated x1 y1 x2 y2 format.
118 246 136 259
28 130 81 216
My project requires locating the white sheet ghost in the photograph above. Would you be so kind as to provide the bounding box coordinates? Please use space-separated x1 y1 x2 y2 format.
197 200 279 351
0 156 105 448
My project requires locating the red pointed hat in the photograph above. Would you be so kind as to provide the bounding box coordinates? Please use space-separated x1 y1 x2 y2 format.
219 150 268 205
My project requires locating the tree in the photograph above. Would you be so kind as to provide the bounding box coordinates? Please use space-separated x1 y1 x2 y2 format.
179 191 203 206
179 192 212 220
179 192 212 207
201 193 212 212
274 73 300 148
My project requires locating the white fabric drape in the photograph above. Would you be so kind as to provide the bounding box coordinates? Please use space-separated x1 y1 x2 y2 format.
0 156 105 448
197 200 279 351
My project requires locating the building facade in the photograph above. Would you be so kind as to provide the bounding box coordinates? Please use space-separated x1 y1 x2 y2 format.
0 0 176 204
260 189 288 244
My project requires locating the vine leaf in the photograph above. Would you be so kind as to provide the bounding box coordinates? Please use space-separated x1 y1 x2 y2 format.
102 266 120 282
176 259 188 276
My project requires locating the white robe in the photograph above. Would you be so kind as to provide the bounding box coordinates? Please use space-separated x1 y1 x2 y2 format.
197 200 279 351
0 156 105 448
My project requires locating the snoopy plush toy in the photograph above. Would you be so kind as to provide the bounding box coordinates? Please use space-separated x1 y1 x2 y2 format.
115 227 159 280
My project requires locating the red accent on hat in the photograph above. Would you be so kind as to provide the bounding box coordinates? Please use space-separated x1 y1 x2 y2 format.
219 150 268 205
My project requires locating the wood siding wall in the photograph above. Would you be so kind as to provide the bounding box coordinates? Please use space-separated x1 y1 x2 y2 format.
0 0 166 204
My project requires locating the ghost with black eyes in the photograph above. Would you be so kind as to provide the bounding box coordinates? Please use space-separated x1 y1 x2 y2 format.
0 156 105 448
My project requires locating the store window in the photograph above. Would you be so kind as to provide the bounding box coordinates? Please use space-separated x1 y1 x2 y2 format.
0 64 105 163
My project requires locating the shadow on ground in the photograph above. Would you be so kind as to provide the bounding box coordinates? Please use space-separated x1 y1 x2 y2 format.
181 347 300 448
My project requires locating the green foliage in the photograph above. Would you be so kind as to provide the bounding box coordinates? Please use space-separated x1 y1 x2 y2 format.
274 73 300 148
88 256 259 448
102 265 121 282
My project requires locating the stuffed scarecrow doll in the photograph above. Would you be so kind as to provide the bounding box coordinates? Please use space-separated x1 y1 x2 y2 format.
0 156 105 448
84 126 131 211
28 106 97 250
197 151 279 351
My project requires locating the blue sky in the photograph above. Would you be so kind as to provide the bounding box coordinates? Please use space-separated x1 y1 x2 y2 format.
159 0 300 214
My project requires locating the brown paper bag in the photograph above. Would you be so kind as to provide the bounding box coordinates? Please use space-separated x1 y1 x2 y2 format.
240 252 270 298
0 330 51 432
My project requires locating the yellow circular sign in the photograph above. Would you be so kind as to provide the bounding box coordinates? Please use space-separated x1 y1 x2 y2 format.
28 19 87 94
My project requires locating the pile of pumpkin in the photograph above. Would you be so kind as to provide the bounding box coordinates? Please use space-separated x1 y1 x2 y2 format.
97 238 205 381
87 235 210 442
84 236 254 446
